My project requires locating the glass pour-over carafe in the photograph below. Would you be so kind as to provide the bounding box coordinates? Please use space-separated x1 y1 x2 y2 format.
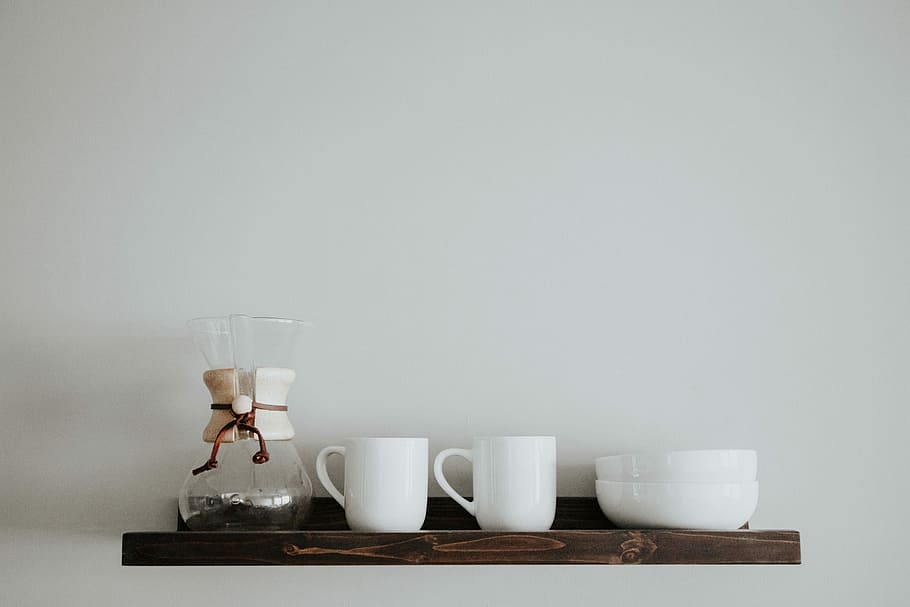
178 315 314 530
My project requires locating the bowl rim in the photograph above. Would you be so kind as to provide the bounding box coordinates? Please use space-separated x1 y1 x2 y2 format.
594 449 757 464
595 479 759 488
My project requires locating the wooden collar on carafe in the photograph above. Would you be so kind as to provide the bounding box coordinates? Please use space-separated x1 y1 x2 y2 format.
209 402 288 412
191 401 288 476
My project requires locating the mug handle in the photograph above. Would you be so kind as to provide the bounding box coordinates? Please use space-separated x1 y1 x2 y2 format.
316 445 346 508
434 448 475 516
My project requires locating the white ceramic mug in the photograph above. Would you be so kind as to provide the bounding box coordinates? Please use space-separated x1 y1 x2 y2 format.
316 437 428 532
434 436 557 531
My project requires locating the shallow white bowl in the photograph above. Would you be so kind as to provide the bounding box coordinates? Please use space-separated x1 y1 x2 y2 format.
595 480 759 529
595 449 757 483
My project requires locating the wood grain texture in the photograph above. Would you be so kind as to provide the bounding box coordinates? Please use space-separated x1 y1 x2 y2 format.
126 498 799 566
123 529 799 566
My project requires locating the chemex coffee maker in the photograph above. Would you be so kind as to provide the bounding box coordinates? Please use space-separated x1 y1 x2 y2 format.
178 314 314 530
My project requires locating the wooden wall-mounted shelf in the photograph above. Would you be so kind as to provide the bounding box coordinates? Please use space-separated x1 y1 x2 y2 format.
122 497 800 566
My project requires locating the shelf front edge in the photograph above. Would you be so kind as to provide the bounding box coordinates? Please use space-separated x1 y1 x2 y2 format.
122 529 800 566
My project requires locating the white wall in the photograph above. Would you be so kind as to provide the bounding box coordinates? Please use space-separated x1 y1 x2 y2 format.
2 1 908 604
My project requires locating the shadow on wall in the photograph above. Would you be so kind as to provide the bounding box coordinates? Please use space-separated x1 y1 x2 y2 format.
0 334 203 536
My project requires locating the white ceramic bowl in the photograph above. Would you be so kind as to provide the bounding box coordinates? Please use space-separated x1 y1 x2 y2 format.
595 449 757 483
595 480 759 529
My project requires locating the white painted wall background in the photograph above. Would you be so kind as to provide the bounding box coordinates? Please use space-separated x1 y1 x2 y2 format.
2 1 908 605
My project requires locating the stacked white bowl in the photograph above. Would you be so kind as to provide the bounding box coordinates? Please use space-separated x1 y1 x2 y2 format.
594 449 758 529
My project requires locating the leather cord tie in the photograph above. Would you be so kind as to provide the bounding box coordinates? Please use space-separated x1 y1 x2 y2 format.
191 402 289 476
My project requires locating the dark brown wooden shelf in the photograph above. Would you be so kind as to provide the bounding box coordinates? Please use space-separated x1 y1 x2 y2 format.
122 497 800 566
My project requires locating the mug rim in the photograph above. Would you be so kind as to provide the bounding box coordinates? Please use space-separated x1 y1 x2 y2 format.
343 436 428 442
474 435 556 440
